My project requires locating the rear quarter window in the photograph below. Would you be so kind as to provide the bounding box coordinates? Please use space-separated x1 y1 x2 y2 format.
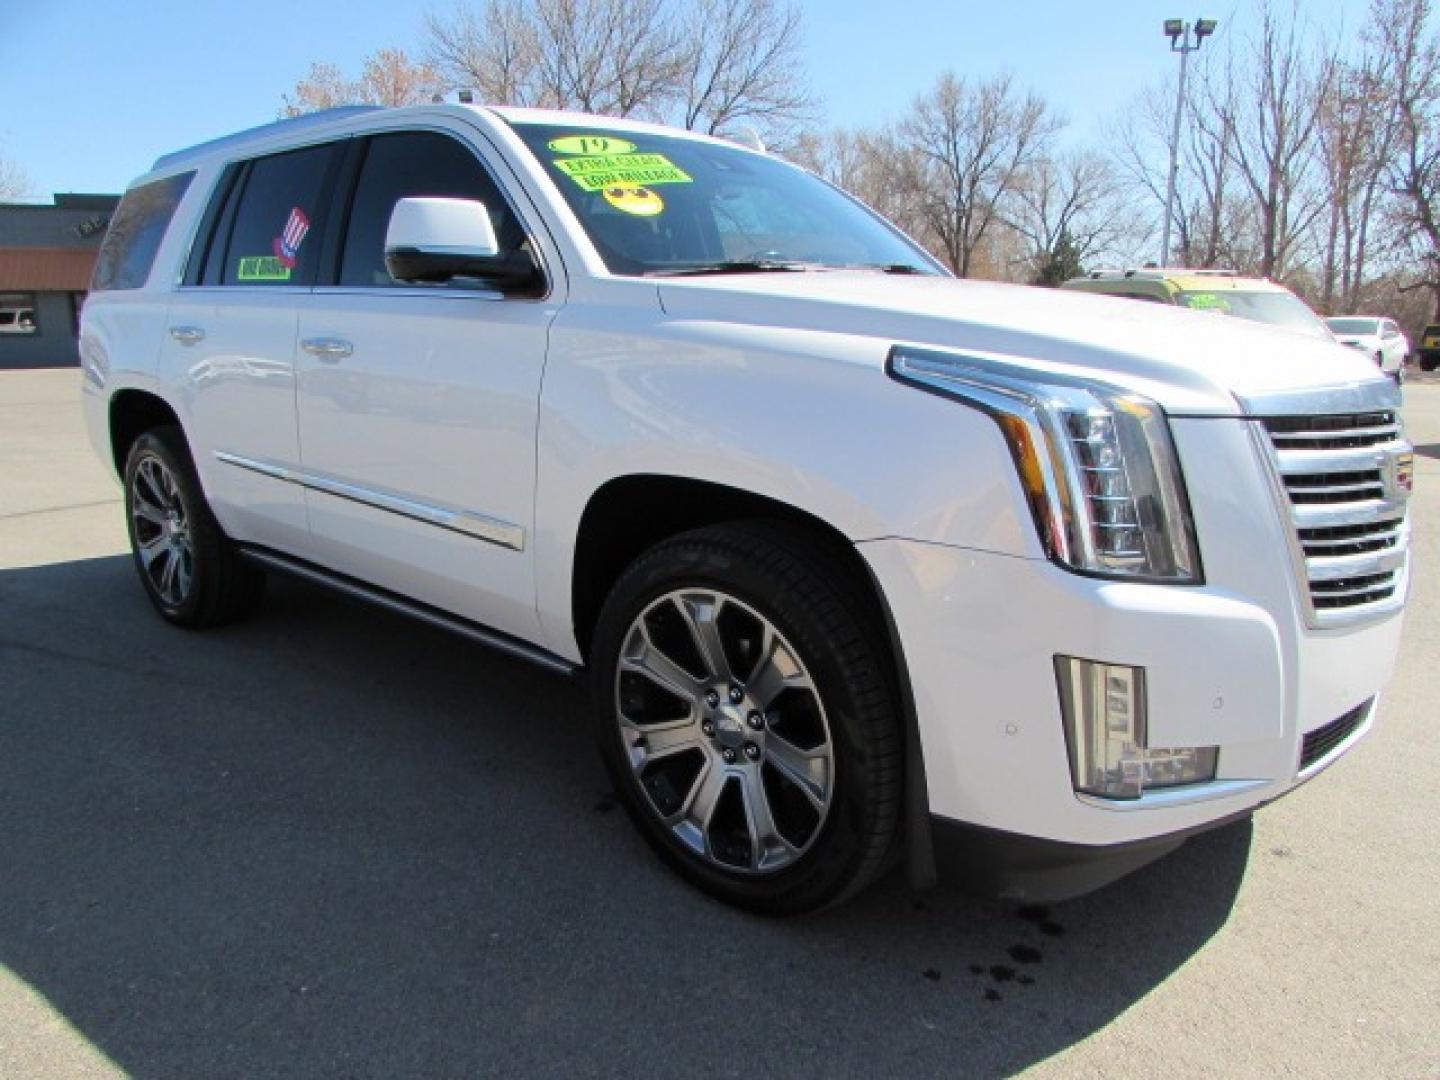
91 172 194 291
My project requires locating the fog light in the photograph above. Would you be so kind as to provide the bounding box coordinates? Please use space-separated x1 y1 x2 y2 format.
1055 656 1219 799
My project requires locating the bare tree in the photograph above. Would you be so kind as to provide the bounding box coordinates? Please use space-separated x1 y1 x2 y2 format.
0 154 29 201
898 71 1060 277
679 0 813 140
1373 0 1440 318
424 1 540 106
282 48 445 116
426 0 811 138
1316 54 1397 312
1012 150 1135 281
1216 2 1335 279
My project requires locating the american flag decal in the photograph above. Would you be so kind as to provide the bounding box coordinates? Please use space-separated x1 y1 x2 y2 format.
273 207 311 269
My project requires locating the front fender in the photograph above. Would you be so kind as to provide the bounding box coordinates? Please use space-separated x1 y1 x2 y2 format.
532 305 1039 656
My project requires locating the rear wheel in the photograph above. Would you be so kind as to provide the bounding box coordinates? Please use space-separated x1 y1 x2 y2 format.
123 426 265 627
590 523 902 914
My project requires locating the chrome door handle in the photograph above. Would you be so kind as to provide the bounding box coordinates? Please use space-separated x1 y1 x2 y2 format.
301 337 353 362
168 325 205 345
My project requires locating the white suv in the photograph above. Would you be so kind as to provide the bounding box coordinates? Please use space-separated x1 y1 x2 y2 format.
81 104 1413 913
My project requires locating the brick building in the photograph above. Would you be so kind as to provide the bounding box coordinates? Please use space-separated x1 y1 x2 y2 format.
0 194 119 367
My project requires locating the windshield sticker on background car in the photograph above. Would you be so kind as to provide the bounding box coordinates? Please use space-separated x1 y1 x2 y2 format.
236 255 293 281
548 135 638 156
1180 292 1230 312
552 153 693 192
272 206 311 269
602 185 665 216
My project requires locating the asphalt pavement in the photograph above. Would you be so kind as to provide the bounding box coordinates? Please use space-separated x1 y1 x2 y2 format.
1 368 1436 1078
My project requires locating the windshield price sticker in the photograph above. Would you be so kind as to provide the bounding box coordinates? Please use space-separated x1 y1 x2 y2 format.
548 135 638 155
1182 292 1230 312
553 153 692 192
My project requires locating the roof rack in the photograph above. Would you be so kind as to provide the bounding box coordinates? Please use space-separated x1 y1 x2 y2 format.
150 106 384 172
1084 266 1241 281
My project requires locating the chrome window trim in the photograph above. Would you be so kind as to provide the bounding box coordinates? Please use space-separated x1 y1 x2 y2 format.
213 450 526 552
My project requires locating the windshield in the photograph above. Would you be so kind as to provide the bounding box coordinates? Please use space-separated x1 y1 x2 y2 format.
509 122 940 277
1326 318 1379 335
1177 289 1332 339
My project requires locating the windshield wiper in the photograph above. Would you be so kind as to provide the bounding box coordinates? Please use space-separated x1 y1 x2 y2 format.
850 263 928 275
646 259 824 277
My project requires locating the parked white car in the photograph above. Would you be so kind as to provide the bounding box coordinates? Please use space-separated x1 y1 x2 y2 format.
1325 317 1408 381
80 104 1413 913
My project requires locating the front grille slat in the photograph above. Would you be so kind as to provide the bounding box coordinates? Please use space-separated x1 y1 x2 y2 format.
1260 412 1410 626
1299 700 1371 771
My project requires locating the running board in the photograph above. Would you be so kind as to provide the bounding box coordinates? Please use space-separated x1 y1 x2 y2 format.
238 545 579 677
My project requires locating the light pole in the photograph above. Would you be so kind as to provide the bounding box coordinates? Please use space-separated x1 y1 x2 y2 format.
1160 17 1217 268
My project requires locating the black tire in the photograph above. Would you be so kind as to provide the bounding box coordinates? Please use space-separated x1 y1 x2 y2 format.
590 522 902 914
123 426 265 627
1423 356 1439 373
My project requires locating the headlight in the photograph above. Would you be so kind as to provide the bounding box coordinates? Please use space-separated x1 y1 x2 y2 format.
888 345 1201 583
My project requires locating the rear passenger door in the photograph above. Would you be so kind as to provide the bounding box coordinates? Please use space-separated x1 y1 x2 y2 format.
293 125 563 643
163 141 343 554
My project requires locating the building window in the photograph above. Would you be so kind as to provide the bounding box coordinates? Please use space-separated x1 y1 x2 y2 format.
0 293 37 334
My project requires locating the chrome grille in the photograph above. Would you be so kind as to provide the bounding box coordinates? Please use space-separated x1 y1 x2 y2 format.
1258 411 1411 627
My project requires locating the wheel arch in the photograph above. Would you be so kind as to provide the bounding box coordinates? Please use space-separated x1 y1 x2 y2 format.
569 473 936 886
109 388 184 474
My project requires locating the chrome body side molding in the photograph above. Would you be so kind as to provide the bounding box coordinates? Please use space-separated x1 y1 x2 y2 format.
214 450 526 551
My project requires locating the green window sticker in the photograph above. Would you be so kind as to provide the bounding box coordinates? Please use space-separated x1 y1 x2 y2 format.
236 256 292 282
552 153 693 192
548 135 637 156
1180 292 1230 312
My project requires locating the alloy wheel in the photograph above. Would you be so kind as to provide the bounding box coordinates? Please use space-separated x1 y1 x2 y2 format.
614 589 835 874
129 455 194 607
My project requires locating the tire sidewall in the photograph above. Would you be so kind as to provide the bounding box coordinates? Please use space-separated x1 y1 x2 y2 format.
591 529 895 912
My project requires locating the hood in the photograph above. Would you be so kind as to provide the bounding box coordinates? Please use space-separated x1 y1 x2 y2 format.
656 273 1388 416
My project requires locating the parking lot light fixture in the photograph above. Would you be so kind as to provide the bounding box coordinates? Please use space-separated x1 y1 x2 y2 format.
1160 17 1218 268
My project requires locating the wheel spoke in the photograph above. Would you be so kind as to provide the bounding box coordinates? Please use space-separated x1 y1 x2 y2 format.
621 625 701 703
137 534 168 569
678 593 733 683
747 637 811 709
174 546 193 599
158 546 181 599
132 498 167 527
629 719 703 761
136 460 170 511
766 732 830 810
682 761 727 831
740 769 795 870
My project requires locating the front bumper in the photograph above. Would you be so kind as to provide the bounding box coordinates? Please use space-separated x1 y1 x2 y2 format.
859 536 1399 855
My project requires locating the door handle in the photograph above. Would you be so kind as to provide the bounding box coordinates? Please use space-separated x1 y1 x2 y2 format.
168 325 205 345
301 337 353 362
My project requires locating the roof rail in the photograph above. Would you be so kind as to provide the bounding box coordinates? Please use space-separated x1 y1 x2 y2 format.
150 106 384 172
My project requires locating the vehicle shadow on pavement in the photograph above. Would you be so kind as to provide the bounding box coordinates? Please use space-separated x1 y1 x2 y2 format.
0 555 1251 1077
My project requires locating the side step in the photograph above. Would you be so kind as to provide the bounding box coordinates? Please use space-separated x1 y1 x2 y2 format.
238 545 579 677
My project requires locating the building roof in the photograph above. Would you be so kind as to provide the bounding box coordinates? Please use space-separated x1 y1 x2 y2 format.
0 248 98 291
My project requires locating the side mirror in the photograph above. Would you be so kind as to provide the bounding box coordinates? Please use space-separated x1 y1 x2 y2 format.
383 197 539 289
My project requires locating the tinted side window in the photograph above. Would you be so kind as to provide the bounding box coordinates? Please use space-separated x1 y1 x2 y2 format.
91 172 194 291
340 131 523 288
221 143 338 286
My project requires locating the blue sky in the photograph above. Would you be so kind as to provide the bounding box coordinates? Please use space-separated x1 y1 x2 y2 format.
2 0 1370 198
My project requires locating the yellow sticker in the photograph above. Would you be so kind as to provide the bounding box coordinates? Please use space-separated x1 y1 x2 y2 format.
548 135 638 156
553 153 692 192
602 185 665 216
236 256 292 282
